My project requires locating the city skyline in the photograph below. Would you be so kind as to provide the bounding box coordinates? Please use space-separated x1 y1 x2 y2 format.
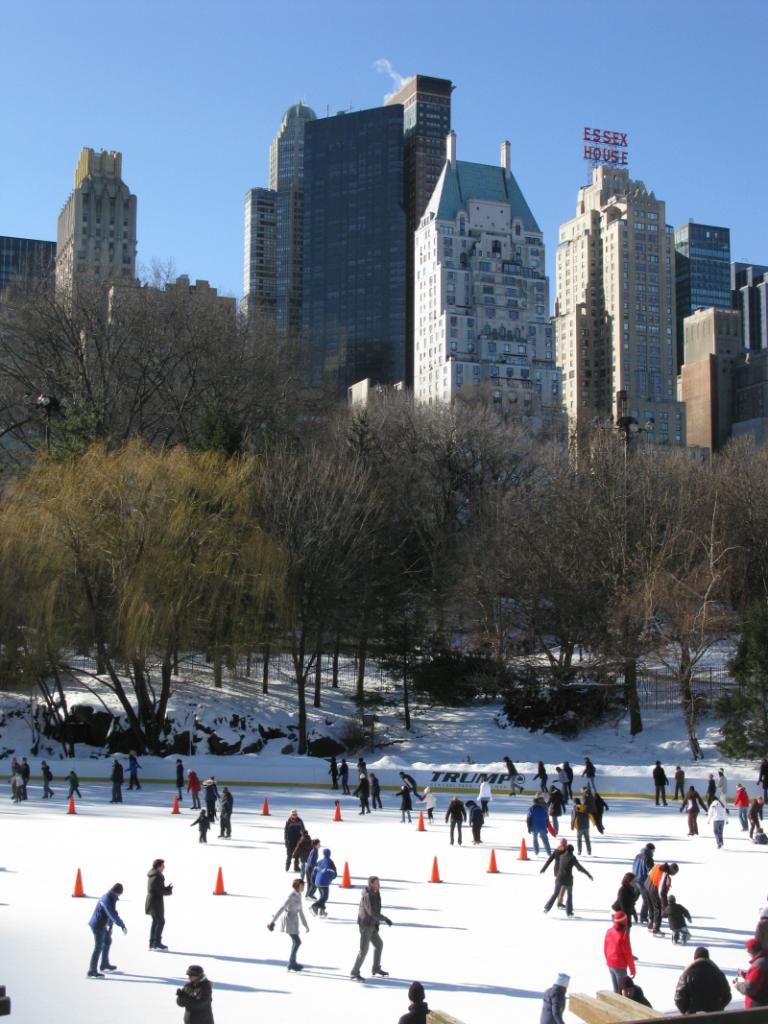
1 0 765 302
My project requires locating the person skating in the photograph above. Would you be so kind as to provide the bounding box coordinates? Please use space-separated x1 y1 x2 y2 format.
548 786 564 835
329 756 339 790
190 809 211 843
553 767 569 807
503 756 524 796
176 964 214 1024
268 878 310 971
580 786 606 834
284 809 305 871
674 946 731 1014
369 772 382 810
87 882 127 977
19 757 30 800
399 784 413 823
477 774 492 815
41 760 54 798
652 761 669 806
466 799 484 844
571 796 592 856
604 911 636 992
309 847 336 917
340 758 350 795
540 973 569 1024
707 796 729 848
717 768 728 803
645 861 678 935
350 875 392 980
445 795 466 845
67 769 82 799
398 981 429 1024
542 843 593 917
354 772 371 814
127 752 142 791
734 938 768 1008
619 975 652 1008
759 758 768 806
305 838 321 898
735 783 750 830
674 765 686 801
631 843 655 925
218 786 233 838
534 761 548 793
357 757 368 777
110 758 124 803
399 771 424 800
613 873 639 927
146 857 173 950
540 839 568 909
175 759 184 801
187 769 202 809
749 797 765 838
203 777 219 822
681 786 707 835
291 830 313 881
664 894 692 944
562 761 574 801
704 772 717 807
582 756 597 792
527 795 552 855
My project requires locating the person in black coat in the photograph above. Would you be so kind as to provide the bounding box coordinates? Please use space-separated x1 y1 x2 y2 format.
110 759 124 803
329 756 339 790
398 981 429 1024
562 761 574 800
619 975 652 1008
284 810 305 871
542 845 593 917
534 761 548 792
540 974 569 1024
369 773 382 810
613 872 639 927
176 964 214 1024
218 787 233 839
146 858 173 950
203 778 219 822
399 785 413 823
674 947 731 1014
340 759 350 795
399 772 424 800
354 773 371 814
704 773 717 807
175 760 185 801
445 796 466 845
191 810 211 843
652 761 669 806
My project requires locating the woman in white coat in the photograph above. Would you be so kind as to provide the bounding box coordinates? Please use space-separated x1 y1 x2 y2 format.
269 878 310 971
478 775 492 816
707 796 729 849
420 786 437 822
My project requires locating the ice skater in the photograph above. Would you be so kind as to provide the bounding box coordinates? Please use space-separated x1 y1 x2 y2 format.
187 769 202 809
87 882 127 978
127 752 142 790
350 875 392 981
445 795 466 845
268 878 310 971
191 808 211 843
664 894 692 944
175 759 184 801
110 758 124 803
219 787 233 838
41 760 54 798
176 965 214 1023
542 843 593 917
203 777 219 821
309 847 337 917
284 809 305 871
146 857 173 950
67 769 81 799
399 784 413 823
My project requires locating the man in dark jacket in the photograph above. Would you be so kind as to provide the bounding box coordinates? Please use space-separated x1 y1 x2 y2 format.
20 757 30 800
87 882 127 977
652 761 669 806
399 772 424 800
759 758 768 805
284 810 305 871
398 981 429 1024
674 947 731 1014
146 858 173 950
175 759 185 801
350 875 392 980
543 844 593 917
540 974 569 1024
674 766 685 801
340 759 350 794
218 787 233 838
445 796 467 846
353 773 371 814
329 756 339 790
110 759 124 803
176 964 214 1024
562 761 574 800
203 778 219 822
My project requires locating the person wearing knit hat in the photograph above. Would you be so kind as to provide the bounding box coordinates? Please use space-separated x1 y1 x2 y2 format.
540 974 569 1024
176 964 214 1023
734 938 768 1008
604 910 636 992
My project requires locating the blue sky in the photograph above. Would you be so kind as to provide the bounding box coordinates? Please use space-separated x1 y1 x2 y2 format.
2 0 766 299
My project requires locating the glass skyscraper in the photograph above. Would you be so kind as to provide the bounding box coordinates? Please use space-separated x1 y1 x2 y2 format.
0 236 56 293
674 221 731 367
302 105 406 396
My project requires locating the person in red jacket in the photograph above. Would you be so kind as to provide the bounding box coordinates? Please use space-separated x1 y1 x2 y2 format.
734 938 768 1008
604 911 636 992
187 770 202 810
734 784 751 832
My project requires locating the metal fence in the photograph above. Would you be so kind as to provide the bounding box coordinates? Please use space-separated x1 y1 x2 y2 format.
633 666 738 709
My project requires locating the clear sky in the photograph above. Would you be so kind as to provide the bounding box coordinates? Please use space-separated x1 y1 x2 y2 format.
2 0 766 299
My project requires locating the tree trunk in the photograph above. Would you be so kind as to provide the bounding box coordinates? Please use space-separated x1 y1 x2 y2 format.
624 657 644 735
678 646 702 759
213 652 223 689
313 636 323 709
332 634 340 689
173 646 179 677
356 631 368 703
262 642 270 695
292 626 308 755
246 650 252 677
403 667 411 731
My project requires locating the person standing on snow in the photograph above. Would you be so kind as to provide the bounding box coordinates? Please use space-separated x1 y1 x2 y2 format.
127 752 142 791
749 797 766 838
445 795 466 845
305 838 321 898
540 973 569 1024
284 809 305 872
664 894 693 944
19 757 30 800
350 875 392 981
652 761 669 806
190 808 211 843
704 773 717 807
268 878 310 971
631 844 655 924
582 756 597 792
570 796 592 856
759 759 768 807
613 873 639 928
110 759 124 803
329 756 339 790
548 786 565 835
466 800 484 844
716 768 728 803
645 862 678 935
398 785 413 823
187 769 202 809
562 761 574 801
309 847 337 917
67 769 82 799
419 786 436 822
527 795 552 856
534 761 548 793
604 911 636 992
176 964 214 1024
146 857 173 950
291 830 313 881
707 796 729 848
87 882 127 978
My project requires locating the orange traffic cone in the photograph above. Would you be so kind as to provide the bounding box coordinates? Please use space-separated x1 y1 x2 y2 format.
333 800 342 822
213 867 226 896
340 862 352 888
429 856 442 883
487 849 499 874
417 811 426 832
261 797 270 816
67 795 76 815
72 868 85 897
518 838 529 861
171 795 180 815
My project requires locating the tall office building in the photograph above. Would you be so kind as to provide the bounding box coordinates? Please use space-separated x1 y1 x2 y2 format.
0 236 56 293
56 148 137 294
673 221 731 367
732 261 768 351
385 74 452 386
554 165 686 445
302 105 406 395
414 134 559 414
242 188 277 320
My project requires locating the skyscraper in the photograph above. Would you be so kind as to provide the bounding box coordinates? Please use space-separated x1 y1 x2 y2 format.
385 75 452 386
0 236 56 293
302 105 406 395
56 148 137 294
732 261 768 351
414 134 559 414
242 188 277 320
673 221 731 367
555 165 686 445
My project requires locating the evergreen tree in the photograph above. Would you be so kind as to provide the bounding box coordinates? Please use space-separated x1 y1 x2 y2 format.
716 603 768 757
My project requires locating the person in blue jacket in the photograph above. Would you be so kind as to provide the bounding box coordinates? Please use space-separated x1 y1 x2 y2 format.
128 752 142 791
540 974 569 1024
309 848 337 918
305 839 321 898
527 795 552 856
87 882 127 978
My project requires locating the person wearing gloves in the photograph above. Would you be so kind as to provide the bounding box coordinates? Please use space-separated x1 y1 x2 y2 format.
350 875 392 981
268 878 310 971
604 910 636 992
734 938 768 1008
87 882 127 978
527 795 552 856
734 784 750 831
542 843 593 917
707 796 729 849
176 964 214 1024
309 847 337 917
146 857 173 950
540 974 569 1024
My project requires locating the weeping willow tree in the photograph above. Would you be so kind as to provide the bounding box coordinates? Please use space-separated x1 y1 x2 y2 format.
0 441 285 752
